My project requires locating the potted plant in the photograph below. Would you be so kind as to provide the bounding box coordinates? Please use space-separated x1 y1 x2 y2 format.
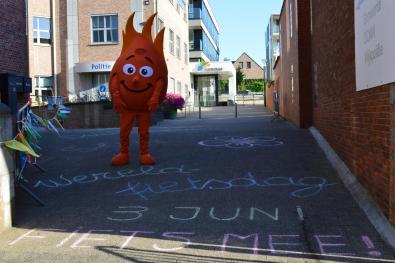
161 93 185 119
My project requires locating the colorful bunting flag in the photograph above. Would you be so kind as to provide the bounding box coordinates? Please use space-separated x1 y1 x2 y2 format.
47 119 60 136
4 140 40 157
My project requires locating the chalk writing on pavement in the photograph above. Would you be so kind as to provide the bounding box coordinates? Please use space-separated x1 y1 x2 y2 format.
7 228 388 261
115 172 336 200
198 136 283 148
33 166 200 189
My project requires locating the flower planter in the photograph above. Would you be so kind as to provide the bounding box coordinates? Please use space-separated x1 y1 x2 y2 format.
163 109 177 119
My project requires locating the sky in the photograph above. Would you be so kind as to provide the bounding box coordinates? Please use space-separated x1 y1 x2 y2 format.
209 0 283 66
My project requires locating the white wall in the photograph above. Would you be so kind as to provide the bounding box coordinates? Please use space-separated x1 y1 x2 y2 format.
0 106 14 231
156 0 191 100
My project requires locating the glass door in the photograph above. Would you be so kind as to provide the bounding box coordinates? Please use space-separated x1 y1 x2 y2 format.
195 75 217 107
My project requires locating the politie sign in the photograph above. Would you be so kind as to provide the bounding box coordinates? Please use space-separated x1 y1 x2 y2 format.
355 0 395 91
75 61 114 73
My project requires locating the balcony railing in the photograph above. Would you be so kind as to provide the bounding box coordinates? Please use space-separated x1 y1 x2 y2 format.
189 7 202 20
188 5 219 48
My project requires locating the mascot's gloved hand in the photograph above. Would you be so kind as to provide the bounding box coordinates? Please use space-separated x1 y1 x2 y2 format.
148 99 160 112
112 95 126 113
147 79 165 112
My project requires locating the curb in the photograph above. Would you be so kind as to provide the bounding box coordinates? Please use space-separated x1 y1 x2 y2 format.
309 126 395 250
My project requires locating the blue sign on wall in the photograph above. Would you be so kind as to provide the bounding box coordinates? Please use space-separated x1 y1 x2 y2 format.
99 85 107 92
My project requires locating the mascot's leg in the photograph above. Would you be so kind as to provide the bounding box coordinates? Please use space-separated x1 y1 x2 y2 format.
112 111 136 166
137 112 156 165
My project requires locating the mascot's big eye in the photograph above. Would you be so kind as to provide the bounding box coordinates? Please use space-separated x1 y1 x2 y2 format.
123 64 136 75
139 66 154 78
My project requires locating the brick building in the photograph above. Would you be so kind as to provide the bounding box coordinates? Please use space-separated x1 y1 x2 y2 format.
232 52 264 80
27 0 190 103
269 0 311 128
271 0 395 224
0 0 29 76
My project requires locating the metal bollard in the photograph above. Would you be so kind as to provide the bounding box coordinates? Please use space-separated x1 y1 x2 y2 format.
199 103 201 119
198 92 202 119
235 103 238 118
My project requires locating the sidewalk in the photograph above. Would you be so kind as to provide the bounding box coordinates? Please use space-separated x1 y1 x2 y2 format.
0 106 394 262
178 105 272 120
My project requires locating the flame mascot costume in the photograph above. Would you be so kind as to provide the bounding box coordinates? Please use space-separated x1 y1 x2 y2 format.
110 13 167 166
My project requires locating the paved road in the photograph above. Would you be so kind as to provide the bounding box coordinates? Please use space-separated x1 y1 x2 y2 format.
0 106 394 262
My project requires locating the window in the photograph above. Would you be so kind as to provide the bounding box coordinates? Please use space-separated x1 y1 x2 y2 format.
33 17 51 45
156 18 164 34
170 77 176 93
247 62 251 69
239 62 244 69
34 76 53 98
189 29 194 50
92 73 110 100
184 42 188 64
177 81 182 95
274 40 280 57
185 84 189 99
274 19 280 34
169 29 175 54
92 73 109 91
92 15 118 43
176 35 181 59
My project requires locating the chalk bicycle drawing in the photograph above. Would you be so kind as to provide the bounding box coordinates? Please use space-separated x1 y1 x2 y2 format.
198 136 284 148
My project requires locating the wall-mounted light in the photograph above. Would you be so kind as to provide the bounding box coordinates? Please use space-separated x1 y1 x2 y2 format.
144 0 150 5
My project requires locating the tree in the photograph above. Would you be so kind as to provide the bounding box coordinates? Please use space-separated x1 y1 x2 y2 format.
236 67 245 91
244 79 264 92
219 79 229 94
223 57 230 61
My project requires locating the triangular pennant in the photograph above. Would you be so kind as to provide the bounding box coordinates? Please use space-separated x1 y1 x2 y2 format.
25 122 41 139
52 117 65 131
24 125 38 142
18 153 28 179
55 96 63 107
17 132 34 151
4 140 40 157
47 120 60 136
28 111 42 127
47 96 54 110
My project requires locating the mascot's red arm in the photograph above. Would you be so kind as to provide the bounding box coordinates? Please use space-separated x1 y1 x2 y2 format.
148 78 165 112
109 73 125 113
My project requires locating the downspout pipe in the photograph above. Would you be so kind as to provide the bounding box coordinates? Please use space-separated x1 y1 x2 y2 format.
51 0 58 97
25 0 29 76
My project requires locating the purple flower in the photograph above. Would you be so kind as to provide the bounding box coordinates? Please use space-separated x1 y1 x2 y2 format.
162 93 185 110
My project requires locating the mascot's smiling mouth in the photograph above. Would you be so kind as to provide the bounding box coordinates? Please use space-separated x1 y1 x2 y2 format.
121 80 153 93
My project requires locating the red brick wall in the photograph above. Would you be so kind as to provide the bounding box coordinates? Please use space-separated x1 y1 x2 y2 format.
266 82 275 112
266 57 282 113
297 0 312 128
0 0 28 75
276 0 311 128
311 0 394 223
56 0 69 98
278 0 299 125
